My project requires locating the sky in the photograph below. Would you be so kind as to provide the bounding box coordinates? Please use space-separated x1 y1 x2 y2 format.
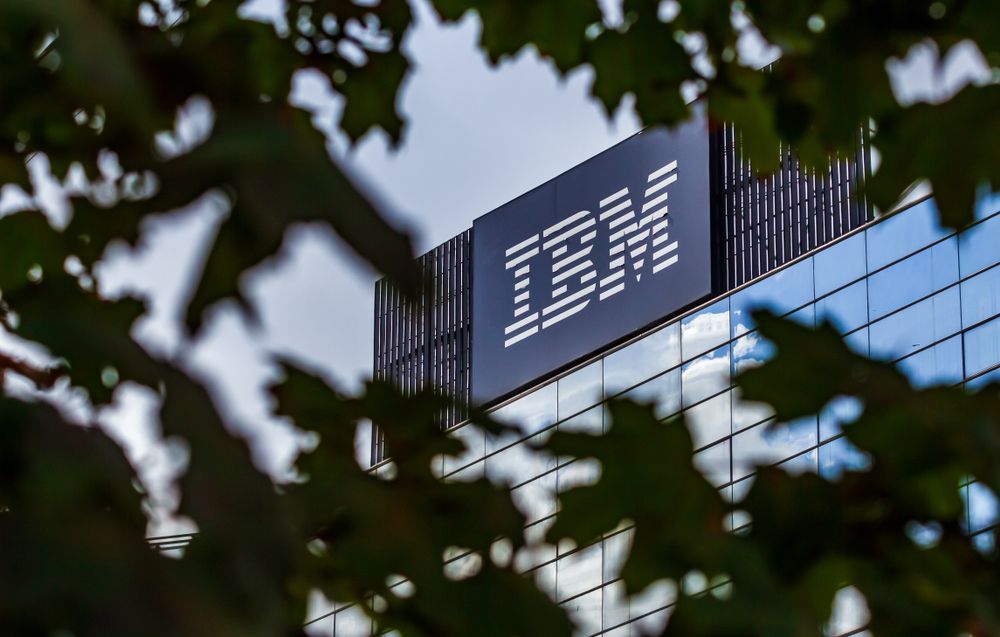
101 0 643 534
0 0 993 537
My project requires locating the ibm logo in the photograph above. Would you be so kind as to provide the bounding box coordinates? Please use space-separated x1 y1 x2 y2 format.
502 160 681 348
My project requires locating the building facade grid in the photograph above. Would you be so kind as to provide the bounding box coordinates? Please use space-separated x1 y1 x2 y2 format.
321 192 1000 637
372 127 874 437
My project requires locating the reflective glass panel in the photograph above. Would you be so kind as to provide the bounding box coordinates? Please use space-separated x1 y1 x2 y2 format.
819 396 864 441
685 390 731 448
682 298 730 361
557 543 603 601
510 469 557 524
682 344 731 407
817 280 868 333
866 198 949 271
693 438 730 487
731 329 775 377
967 365 1000 390
814 232 867 297
624 368 681 419
975 190 1000 221
561 589 602 634
334 604 372 637
844 327 870 356
732 416 817 481
604 322 681 396
558 360 603 420
896 336 964 388
603 580 629 632
826 586 872 637
492 383 558 440
443 424 486 476
961 264 1000 328
819 437 872 480
486 433 554 487
731 387 775 432
965 315 1000 378
787 302 816 327
777 446 818 475
968 482 999 533
960 212 1000 277
559 405 604 434
603 530 632 582
731 258 814 337
869 287 961 360
867 237 958 320
557 458 601 493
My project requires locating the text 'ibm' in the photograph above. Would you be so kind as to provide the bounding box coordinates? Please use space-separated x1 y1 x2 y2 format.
503 160 681 348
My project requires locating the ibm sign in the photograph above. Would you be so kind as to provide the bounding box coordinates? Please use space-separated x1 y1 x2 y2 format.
472 116 713 405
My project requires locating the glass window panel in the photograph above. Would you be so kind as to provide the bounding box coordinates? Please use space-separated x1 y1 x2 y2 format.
602 580 629 635
444 550 481 580
731 329 775 377
975 190 1000 221
693 438 730 487
869 287 961 360
732 417 817 481
866 198 949 271
817 280 868 333
731 258 814 337
486 434 554 487
788 303 816 327
442 424 486 476
631 580 675 633
524 518 557 558
815 232 868 297
558 458 601 493
967 365 1000 390
562 589 603 636
443 459 484 483
558 361 603 420
685 390 731 448
964 316 1000 378
334 604 372 637
961 264 1000 328
492 383 558 439
682 298 730 361
534 561 557 599
819 437 872 480
604 322 680 396
777 447 818 475
731 476 754 503
510 469 558 524
825 586 871 637
968 482 999 533
305 617 332 637
819 396 864 441
972 531 996 554
624 367 682 419
559 405 604 434
732 387 775 433
682 344 731 407
868 237 958 320
844 326 870 356
557 542 603 601
960 212 1000 277
896 336 964 388
603 529 632 582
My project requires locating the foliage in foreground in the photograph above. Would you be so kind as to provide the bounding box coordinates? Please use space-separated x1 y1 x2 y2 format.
0 1 998 635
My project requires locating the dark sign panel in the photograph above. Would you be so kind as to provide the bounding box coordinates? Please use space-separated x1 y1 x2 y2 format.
471 115 714 405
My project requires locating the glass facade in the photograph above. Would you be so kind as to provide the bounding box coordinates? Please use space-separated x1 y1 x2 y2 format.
312 194 1000 636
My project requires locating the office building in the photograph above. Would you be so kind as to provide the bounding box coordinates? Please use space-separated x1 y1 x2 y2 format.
333 119 1000 636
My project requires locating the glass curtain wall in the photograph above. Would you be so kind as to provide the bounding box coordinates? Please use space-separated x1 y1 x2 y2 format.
309 193 1000 637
